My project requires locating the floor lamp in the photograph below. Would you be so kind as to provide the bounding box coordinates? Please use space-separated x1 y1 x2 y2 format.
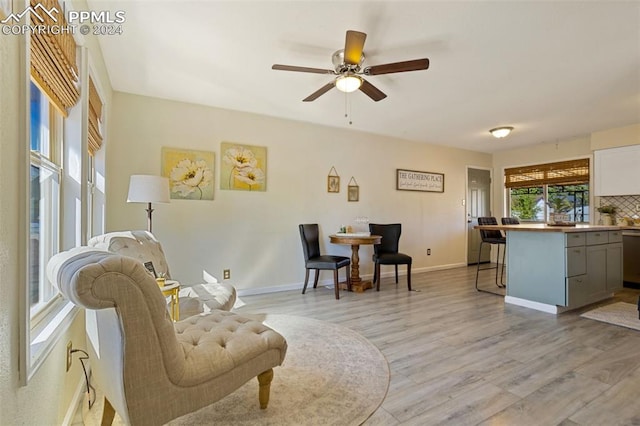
127 175 170 233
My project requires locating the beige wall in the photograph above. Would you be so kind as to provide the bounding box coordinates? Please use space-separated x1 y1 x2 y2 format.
106 92 492 292
591 123 640 150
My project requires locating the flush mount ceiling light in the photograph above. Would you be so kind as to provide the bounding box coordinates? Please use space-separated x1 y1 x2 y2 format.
335 73 363 93
489 126 514 139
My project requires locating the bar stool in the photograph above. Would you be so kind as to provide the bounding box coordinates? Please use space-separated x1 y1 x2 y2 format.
475 217 506 292
501 217 520 226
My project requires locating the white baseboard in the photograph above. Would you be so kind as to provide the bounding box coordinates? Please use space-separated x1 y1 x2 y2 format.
61 372 88 426
504 296 565 314
236 262 467 297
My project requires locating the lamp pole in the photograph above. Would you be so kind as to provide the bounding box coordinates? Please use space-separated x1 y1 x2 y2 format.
146 202 154 233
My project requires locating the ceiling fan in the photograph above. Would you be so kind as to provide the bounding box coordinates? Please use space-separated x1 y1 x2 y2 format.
272 30 430 102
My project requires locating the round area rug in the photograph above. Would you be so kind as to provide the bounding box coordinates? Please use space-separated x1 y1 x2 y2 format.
83 314 389 426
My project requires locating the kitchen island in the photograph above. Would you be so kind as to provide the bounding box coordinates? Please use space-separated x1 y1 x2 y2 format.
475 224 623 314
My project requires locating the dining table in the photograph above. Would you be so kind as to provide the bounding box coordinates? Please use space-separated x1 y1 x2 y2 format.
329 233 382 292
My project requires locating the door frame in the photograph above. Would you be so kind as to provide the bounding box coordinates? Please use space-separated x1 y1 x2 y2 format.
465 165 494 265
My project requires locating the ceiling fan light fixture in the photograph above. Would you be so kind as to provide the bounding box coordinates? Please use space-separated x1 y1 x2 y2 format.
490 126 514 139
335 74 362 93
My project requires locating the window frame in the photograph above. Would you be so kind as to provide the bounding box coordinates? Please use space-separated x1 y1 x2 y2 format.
505 158 591 224
508 184 590 223
25 80 79 381
29 90 63 321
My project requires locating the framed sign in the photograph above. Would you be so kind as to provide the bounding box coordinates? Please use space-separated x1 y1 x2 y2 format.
396 169 444 193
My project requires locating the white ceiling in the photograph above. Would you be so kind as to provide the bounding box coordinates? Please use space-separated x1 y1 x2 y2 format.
87 0 640 153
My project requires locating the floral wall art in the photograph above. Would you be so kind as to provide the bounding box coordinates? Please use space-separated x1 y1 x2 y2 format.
161 147 215 200
220 142 267 191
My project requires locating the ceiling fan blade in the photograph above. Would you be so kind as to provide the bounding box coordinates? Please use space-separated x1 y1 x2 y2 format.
364 58 429 75
344 30 367 65
303 82 335 102
359 79 387 102
272 64 334 74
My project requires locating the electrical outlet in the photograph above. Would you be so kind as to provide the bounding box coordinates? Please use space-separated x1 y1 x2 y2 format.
427 248 431 256
223 269 231 280
66 341 73 372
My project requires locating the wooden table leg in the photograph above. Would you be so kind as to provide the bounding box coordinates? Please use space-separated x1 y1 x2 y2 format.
350 244 361 284
348 244 373 292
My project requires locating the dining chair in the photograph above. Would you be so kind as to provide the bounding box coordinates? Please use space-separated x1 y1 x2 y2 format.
369 223 412 291
475 217 506 292
501 217 520 225
298 224 351 299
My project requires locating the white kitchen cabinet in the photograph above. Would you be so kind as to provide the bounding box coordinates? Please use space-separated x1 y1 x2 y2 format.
594 144 640 196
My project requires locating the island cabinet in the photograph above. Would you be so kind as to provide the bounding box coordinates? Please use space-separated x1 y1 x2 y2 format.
504 228 623 313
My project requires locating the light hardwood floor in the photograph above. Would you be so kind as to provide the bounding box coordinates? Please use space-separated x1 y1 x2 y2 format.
235 265 640 426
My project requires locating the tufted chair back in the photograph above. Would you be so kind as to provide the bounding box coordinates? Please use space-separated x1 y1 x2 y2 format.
88 230 172 278
47 247 287 426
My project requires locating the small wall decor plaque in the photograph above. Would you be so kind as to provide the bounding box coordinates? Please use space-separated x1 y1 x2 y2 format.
348 176 359 202
327 166 340 193
396 169 444 193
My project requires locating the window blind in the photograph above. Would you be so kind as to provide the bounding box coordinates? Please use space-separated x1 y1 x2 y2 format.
88 78 103 155
30 0 79 117
505 159 590 188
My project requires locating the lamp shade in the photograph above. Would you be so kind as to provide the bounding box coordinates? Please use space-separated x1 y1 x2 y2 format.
127 175 170 203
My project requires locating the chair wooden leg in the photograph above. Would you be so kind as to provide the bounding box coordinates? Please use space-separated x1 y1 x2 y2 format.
302 269 310 294
345 265 352 292
257 369 274 409
333 269 340 299
101 397 116 426
407 264 412 291
395 265 399 283
313 269 320 288
376 263 381 291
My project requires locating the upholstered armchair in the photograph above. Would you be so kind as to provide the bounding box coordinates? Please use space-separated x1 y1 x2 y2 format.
88 231 236 318
47 247 287 426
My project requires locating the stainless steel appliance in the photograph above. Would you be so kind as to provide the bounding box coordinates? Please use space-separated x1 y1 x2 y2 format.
623 229 640 285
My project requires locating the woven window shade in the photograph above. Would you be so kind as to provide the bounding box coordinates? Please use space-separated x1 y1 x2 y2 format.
505 159 590 188
88 78 103 155
30 0 79 117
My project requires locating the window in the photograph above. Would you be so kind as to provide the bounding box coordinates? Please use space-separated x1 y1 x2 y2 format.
25 80 79 382
21 0 83 383
29 81 62 322
505 159 590 223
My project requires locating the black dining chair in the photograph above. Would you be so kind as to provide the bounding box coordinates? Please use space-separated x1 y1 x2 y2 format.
298 224 351 300
369 223 412 291
501 217 520 225
475 217 506 292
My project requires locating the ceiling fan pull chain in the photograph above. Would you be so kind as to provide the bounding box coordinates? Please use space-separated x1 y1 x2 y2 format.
344 91 353 125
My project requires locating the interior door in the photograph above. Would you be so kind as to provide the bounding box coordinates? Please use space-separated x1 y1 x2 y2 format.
467 168 491 264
